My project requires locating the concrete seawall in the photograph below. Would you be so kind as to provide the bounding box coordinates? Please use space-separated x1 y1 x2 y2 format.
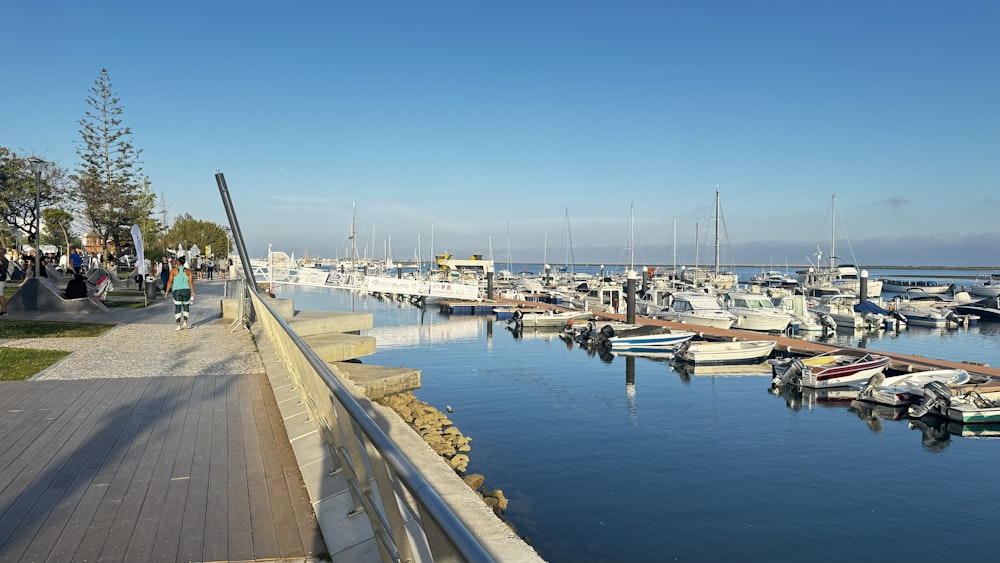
228 293 546 563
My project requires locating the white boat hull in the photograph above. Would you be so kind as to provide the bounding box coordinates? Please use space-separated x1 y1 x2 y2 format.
858 369 971 406
675 340 776 365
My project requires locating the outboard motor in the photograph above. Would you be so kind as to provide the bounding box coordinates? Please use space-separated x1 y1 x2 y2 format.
858 372 886 400
509 310 524 327
770 358 805 387
944 310 961 328
908 380 952 418
863 313 885 332
820 314 837 333
591 324 617 351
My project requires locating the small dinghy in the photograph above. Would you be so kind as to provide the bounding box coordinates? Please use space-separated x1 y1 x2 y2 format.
674 339 776 365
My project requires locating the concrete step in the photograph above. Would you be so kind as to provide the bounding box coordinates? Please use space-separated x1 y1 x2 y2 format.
328 362 421 400
288 310 373 337
301 332 376 362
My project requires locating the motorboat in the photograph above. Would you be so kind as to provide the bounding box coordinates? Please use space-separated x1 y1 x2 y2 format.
673 339 776 365
724 291 793 332
508 309 592 328
969 274 1000 298
856 369 972 406
749 270 799 290
810 294 889 331
954 296 1000 322
769 348 891 389
570 322 696 358
607 327 697 350
879 278 953 295
891 301 964 328
909 383 1000 424
770 294 833 333
649 291 736 329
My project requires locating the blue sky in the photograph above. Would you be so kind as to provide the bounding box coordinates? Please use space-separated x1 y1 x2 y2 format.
4 1 999 266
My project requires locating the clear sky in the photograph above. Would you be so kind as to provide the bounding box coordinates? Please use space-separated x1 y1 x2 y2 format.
4 1 999 267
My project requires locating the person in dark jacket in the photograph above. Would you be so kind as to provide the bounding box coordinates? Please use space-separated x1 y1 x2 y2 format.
65 273 88 299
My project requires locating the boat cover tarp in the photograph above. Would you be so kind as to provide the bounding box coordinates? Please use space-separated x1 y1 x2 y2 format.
853 301 890 315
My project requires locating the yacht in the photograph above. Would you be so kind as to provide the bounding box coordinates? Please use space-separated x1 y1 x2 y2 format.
649 291 736 329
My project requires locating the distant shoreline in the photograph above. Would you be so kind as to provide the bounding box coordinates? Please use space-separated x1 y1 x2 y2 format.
507 263 999 272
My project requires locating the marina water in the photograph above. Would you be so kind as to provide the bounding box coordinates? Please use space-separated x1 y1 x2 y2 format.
276 267 1000 563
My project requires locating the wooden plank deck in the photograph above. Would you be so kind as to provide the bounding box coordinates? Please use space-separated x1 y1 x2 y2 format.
0 371 325 562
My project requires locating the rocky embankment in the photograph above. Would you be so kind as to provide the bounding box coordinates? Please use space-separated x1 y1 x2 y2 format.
377 392 509 518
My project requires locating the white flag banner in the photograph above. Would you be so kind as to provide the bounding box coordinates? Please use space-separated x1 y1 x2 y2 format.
130 224 146 275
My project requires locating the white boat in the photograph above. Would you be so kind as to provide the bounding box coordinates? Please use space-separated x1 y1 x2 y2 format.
749 270 799 290
969 274 1000 298
770 348 891 389
892 301 962 328
889 291 977 328
509 309 592 328
650 291 736 329
795 195 882 297
811 293 888 331
608 328 697 350
674 339 776 365
857 369 972 406
879 278 953 295
770 294 833 333
724 291 793 332
908 384 1000 424
580 279 627 315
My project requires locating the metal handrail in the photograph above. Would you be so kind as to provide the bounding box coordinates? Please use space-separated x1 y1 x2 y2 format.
216 173 495 563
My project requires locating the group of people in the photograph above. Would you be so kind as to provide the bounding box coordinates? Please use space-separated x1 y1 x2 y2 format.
0 247 219 332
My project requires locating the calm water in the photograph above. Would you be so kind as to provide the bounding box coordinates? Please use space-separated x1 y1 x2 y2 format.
276 268 1000 563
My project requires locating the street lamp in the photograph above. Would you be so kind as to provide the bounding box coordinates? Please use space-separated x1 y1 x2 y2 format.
26 157 46 280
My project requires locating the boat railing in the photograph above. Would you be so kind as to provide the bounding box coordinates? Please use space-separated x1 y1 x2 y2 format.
216 173 501 563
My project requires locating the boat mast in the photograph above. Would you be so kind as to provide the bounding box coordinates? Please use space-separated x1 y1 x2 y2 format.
564 207 575 276
713 188 721 277
505 222 513 273
830 194 837 271
350 202 358 269
672 217 677 277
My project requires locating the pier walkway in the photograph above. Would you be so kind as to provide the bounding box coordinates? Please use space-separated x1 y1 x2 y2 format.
489 296 1000 380
0 279 326 562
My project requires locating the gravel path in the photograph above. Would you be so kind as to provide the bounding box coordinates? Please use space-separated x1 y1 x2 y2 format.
7 280 265 380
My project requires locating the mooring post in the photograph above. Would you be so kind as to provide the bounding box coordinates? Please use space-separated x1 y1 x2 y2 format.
626 269 637 324
860 269 868 302
642 266 649 294
487 269 494 301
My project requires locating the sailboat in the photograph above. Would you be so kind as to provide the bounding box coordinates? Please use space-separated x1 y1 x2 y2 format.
795 195 883 297
680 189 738 290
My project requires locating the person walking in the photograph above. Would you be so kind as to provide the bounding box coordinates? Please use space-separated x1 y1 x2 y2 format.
158 256 171 291
70 248 83 274
164 255 195 330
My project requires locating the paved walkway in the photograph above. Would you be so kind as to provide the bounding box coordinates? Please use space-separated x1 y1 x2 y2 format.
0 279 327 562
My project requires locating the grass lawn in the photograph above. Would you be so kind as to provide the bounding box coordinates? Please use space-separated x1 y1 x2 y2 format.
0 320 116 339
0 348 71 380
0 320 115 380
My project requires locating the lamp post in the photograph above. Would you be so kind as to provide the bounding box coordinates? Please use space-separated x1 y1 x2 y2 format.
26 157 46 280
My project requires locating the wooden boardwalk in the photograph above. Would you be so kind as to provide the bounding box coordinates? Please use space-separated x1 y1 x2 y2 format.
0 371 325 562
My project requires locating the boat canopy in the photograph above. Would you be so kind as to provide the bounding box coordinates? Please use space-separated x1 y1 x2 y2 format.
854 301 890 315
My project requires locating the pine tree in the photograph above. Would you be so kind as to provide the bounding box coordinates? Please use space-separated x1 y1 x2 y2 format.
73 68 147 261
